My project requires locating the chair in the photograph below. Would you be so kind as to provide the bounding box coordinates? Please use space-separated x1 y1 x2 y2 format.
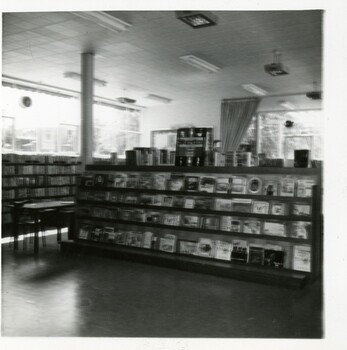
9 200 36 250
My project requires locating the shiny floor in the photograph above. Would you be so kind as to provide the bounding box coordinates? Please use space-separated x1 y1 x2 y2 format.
1 232 323 338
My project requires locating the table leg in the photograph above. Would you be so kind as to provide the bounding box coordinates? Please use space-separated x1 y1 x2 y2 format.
13 212 19 251
34 212 40 255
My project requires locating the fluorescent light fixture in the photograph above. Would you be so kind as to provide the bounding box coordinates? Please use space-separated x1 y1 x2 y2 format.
242 84 268 96
145 94 172 104
176 11 218 28
72 11 131 32
63 72 107 87
180 55 220 73
279 100 295 110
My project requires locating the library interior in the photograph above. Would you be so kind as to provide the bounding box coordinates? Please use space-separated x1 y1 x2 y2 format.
1 8 332 343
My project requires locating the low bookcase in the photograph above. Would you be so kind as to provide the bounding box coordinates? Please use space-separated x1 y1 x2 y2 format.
67 165 322 287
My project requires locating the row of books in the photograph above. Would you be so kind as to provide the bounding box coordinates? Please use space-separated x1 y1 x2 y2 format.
2 153 80 164
77 205 311 239
84 173 316 198
2 175 76 187
125 148 176 166
77 224 311 272
2 165 15 175
7 164 82 175
17 165 46 175
3 176 45 187
79 190 311 217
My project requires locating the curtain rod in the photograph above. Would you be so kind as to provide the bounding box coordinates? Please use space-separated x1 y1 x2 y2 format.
223 91 323 102
257 107 322 113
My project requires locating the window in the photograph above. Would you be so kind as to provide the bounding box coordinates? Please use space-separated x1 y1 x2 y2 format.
93 104 141 158
2 116 15 152
241 110 323 160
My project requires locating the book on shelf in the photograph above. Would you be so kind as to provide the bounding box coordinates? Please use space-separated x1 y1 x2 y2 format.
119 209 135 221
194 197 214 210
81 174 95 187
172 196 185 208
215 177 230 193
199 176 216 193
152 173 167 190
112 173 127 188
220 216 232 231
162 213 181 226
251 201 270 214
114 230 127 245
138 173 153 189
145 211 162 224
248 245 265 265
291 222 310 239
78 225 91 239
133 209 146 222
230 176 247 194
152 194 164 206
292 203 311 217
126 231 143 247
201 215 219 230
293 245 311 272
184 197 195 209
159 234 177 253
279 177 295 197
214 240 232 261
231 198 252 213
94 174 108 187
182 214 200 228
263 221 286 237
215 198 233 211
139 194 154 205
270 202 287 216
247 177 263 195
123 193 138 204
168 174 185 191
264 244 284 268
231 239 248 262
142 231 154 249
91 226 104 241
296 179 316 197
91 191 106 201
195 238 215 258
262 179 279 196
185 176 200 191
242 219 261 234
162 195 174 207
103 226 116 242
178 240 197 255
126 173 139 188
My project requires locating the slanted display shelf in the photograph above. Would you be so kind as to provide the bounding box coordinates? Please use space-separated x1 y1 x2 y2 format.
66 164 322 288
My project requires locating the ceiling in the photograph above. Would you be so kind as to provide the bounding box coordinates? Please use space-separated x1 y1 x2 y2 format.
2 10 323 109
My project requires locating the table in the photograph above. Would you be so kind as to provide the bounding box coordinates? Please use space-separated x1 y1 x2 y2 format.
12 200 75 254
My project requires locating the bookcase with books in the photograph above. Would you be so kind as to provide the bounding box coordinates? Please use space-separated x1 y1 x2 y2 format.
2 154 82 226
69 164 322 287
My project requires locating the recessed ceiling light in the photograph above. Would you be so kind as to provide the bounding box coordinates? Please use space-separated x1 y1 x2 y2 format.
176 11 218 28
242 84 268 96
63 72 107 87
180 55 220 73
72 11 131 32
145 94 172 104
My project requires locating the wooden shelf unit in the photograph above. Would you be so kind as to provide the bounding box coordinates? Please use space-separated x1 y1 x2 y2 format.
72 165 322 287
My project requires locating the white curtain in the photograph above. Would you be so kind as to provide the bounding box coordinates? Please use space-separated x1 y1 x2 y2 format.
220 97 260 153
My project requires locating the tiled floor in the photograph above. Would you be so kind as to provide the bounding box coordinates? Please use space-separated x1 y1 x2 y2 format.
1 232 323 338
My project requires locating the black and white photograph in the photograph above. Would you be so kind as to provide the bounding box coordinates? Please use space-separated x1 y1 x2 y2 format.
1 1 347 350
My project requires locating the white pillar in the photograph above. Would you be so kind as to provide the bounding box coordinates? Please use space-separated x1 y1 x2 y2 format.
80 52 94 166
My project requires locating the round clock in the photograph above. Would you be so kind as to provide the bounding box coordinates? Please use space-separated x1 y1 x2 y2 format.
247 177 263 194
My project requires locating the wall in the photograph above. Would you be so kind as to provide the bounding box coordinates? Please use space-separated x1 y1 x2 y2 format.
141 98 221 146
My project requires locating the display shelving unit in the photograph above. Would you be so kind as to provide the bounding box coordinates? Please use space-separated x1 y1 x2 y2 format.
63 164 322 288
